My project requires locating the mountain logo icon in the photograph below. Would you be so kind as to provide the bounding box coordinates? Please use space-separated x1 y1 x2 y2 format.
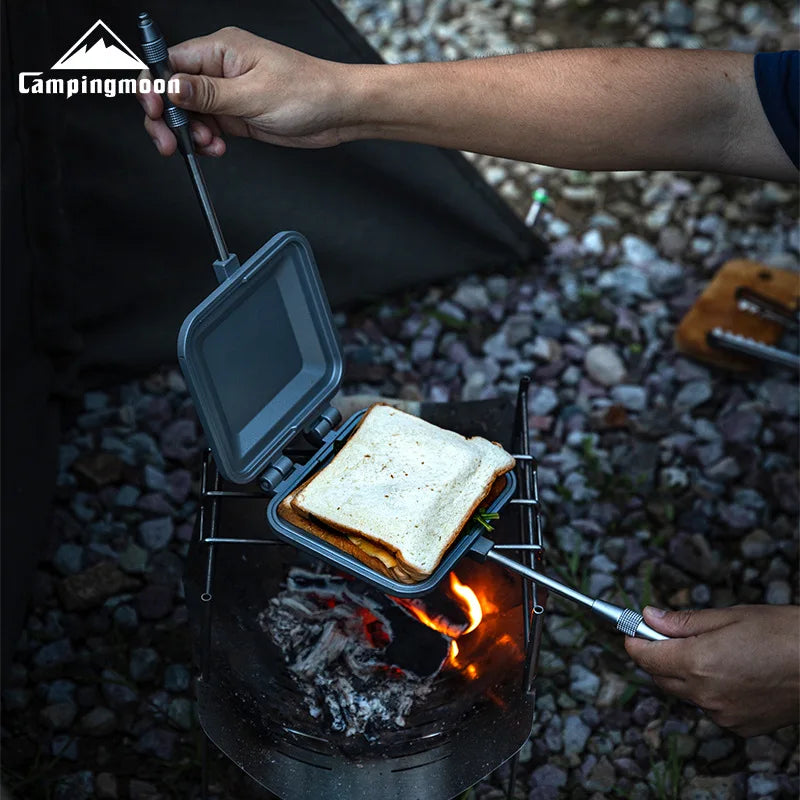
52 19 146 71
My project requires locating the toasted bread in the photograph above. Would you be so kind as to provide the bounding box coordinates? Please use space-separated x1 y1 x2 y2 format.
290 404 515 580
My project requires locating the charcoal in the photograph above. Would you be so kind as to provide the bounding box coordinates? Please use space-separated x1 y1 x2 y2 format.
258 566 452 738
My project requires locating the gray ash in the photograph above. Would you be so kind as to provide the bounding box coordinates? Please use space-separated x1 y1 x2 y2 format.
258 567 450 739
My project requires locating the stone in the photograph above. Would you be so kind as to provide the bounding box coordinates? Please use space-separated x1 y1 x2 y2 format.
119 543 149 574
95 773 118 800
674 380 712 411
73 452 124 487
51 735 78 761
719 503 757 530
40 701 78 730
632 696 660 726
530 764 567 795
719 410 762 444
138 517 174 551
115 485 141 508
129 648 160 683
765 580 791 605
530 386 559 416
698 737 736 762
453 284 490 312
705 457 740 482
129 779 161 800
59 562 139 612
585 756 616 792
136 727 177 760
163 664 191 693
136 584 173 620
54 771 94 800
166 470 193 504
585 345 626 387
46 679 77 704
563 714 592 756
144 464 167 492
33 638 75 669
644 260 685 296
740 529 775 560
621 234 658 265
53 544 84 576
581 229 604 255
101 670 138 710
167 697 195 730
570 664 600 701
160 419 199 462
597 266 651 299
611 385 648 412
596 672 628 708
78 706 117 736
112 604 138 631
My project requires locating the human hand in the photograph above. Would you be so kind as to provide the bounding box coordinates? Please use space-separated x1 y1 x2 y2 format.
625 604 800 737
137 26 361 157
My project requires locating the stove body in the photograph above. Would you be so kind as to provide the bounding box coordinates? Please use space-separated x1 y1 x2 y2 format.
185 392 545 800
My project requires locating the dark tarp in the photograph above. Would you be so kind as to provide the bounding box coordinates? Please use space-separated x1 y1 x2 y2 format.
2 0 543 667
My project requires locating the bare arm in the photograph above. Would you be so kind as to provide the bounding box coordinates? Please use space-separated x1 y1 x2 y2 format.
138 28 797 182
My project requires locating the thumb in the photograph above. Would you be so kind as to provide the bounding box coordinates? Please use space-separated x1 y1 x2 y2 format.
642 606 734 638
169 74 242 115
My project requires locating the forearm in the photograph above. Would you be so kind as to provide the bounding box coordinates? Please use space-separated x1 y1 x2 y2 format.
342 48 759 175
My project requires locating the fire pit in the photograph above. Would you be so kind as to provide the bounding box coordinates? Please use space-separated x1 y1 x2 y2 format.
185 384 545 800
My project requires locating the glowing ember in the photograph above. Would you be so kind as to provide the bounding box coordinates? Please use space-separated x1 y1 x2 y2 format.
392 572 487 678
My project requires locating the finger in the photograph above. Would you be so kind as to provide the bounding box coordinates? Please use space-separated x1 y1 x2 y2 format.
195 138 226 157
189 120 213 148
137 72 163 118
167 34 231 77
651 674 693 701
168 73 251 116
144 116 177 156
642 606 739 638
625 636 688 679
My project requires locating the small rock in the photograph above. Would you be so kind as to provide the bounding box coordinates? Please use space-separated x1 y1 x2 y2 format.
167 697 195 730
611 385 648 412
765 580 791 605
453 284 490 312
698 737 736 762
119 543 149 574
585 756 616 792
581 229 605 255
705 456 740 482
54 771 94 800
585 345 626 387
740 530 776 559
144 464 167 492
644 260 685 296
73 452 124 487
621 234 658 265
59 562 139 612
166 470 193 505
33 638 75 669
719 410 762 444
95 773 118 800
674 380 712 411
136 727 177 760
45 679 77 704
115 485 141 508
78 706 117 736
530 386 559 416
53 544 85 576
51 735 78 761
101 670 138 710
563 714 592 757
136 584 173 620
632 696 660 726
130 648 160 683
160 419 198 463
138 517 174 551
570 664 600 701
112 604 139 631
163 664 191 693
129 779 161 800
40 701 78 731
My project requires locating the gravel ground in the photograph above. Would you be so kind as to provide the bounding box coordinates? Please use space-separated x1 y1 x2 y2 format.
3 1 799 799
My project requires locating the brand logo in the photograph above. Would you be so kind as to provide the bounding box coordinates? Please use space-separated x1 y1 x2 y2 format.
18 19 178 99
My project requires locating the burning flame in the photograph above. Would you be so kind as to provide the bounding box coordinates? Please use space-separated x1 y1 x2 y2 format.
394 572 486 678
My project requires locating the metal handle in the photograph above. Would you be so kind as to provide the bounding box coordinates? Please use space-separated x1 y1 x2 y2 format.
483 548 669 641
138 12 236 275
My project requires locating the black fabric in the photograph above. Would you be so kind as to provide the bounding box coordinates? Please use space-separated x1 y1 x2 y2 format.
754 50 800 169
1 2 62 674
6 0 543 389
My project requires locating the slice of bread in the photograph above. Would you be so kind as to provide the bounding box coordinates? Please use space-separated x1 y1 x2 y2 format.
279 472 509 585
290 404 515 580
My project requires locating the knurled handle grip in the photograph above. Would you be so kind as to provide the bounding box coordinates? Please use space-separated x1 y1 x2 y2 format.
616 609 669 641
